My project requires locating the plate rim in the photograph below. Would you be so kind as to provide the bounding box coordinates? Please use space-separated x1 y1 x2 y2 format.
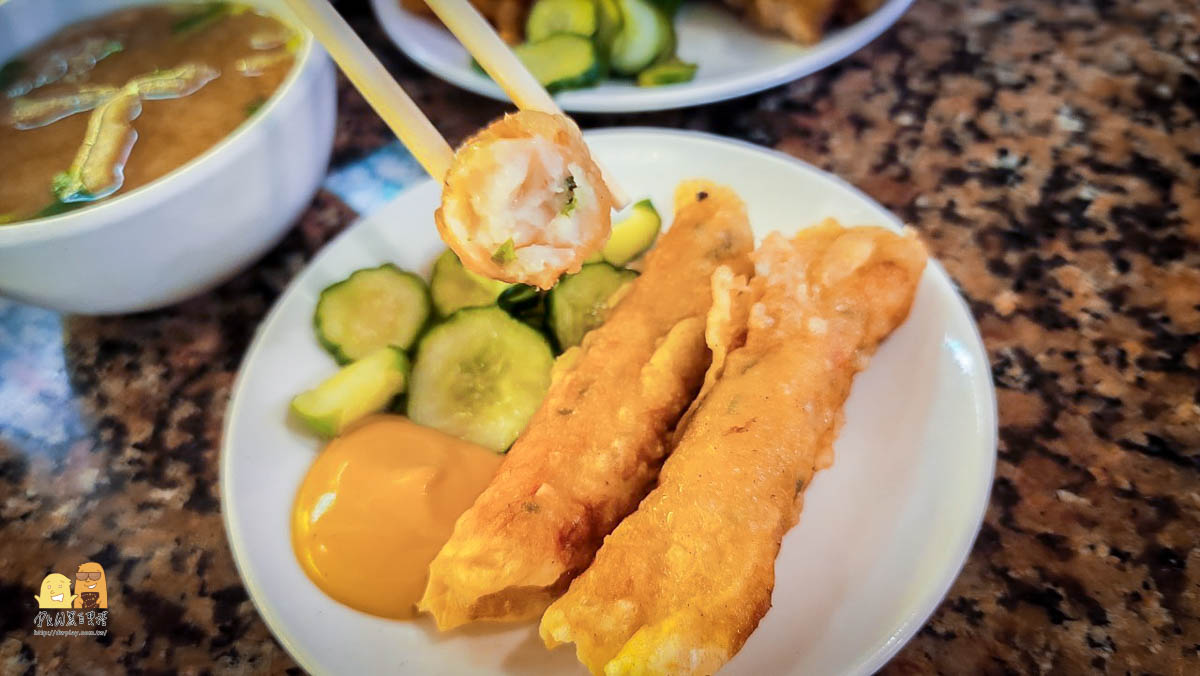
368 0 917 113
220 127 997 675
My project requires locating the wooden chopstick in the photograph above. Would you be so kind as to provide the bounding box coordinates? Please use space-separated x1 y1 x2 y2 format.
422 0 631 208
285 0 455 179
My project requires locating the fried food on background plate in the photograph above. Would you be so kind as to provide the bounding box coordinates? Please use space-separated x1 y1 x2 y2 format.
540 221 928 675
721 0 842 44
839 0 887 22
419 181 755 630
400 0 532 43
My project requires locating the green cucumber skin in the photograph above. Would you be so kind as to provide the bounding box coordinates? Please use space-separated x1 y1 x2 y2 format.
546 263 639 351
637 59 697 86
655 16 677 64
610 0 672 76
595 0 623 57
497 284 549 333
291 346 411 438
647 0 682 17
314 264 432 365
602 199 661 265
497 284 542 314
514 34 604 93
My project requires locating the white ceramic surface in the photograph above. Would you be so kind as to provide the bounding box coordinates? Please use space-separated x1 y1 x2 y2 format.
370 0 914 113
221 129 996 676
0 0 337 314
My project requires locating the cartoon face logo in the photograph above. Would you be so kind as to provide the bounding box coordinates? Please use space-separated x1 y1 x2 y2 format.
72 562 107 609
35 573 75 609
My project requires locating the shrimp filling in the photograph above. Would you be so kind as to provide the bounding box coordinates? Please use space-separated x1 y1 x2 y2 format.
436 111 615 289
457 137 598 278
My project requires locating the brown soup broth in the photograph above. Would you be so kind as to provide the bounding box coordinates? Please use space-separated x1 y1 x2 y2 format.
0 3 296 223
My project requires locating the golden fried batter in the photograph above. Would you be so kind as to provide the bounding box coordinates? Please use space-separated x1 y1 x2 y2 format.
420 181 755 630
722 0 841 44
540 221 928 674
672 262 751 444
400 0 532 43
839 0 887 22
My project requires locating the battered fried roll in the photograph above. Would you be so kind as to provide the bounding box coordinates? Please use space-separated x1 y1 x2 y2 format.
838 0 887 22
721 0 840 44
400 0 532 44
540 222 927 674
420 181 755 630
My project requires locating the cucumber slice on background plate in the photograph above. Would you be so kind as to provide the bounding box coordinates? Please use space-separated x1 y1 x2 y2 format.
602 199 661 265
408 307 555 452
594 0 623 55
647 0 682 18
291 347 410 438
315 264 431 364
547 262 639 349
526 0 598 42
430 248 511 316
514 34 604 92
609 0 673 75
637 57 697 86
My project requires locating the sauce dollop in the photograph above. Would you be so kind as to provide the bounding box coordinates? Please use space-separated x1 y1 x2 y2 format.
291 415 502 619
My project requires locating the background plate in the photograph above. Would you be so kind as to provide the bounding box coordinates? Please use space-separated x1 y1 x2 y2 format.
221 129 996 675
369 0 915 112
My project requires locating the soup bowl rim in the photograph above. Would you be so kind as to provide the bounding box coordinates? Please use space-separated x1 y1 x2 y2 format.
0 0 320 246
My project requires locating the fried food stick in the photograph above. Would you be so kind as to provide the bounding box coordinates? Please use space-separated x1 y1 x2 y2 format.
721 0 841 44
400 0 532 44
540 221 928 674
419 181 755 630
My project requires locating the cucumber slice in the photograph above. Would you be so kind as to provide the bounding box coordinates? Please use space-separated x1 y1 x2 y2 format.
315 264 431 364
430 248 511 317
547 263 639 349
610 0 672 75
595 0 623 55
526 0 598 42
291 347 410 438
602 198 661 265
408 307 554 451
499 284 548 332
497 284 542 315
637 57 695 86
514 34 603 93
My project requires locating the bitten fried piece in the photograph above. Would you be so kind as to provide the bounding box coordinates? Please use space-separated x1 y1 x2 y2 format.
419 181 755 630
436 112 615 290
721 0 841 44
540 221 928 675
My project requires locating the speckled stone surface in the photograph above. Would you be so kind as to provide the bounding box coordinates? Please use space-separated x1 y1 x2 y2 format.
2 0 1198 673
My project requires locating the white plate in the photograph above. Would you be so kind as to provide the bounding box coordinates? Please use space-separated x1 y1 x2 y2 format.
369 0 915 112
221 129 996 675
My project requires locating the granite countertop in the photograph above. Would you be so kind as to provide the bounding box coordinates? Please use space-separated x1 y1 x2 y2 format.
2 0 1197 672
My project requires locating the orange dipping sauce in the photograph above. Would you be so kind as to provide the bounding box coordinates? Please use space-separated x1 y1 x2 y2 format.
291 415 502 619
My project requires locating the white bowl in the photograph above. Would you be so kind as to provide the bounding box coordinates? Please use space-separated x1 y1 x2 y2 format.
0 0 337 314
